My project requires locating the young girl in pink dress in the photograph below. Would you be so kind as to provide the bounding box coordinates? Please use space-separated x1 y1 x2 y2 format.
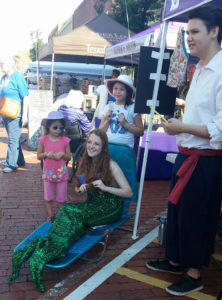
37 111 71 221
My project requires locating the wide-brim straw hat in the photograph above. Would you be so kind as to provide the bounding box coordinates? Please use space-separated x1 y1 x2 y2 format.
41 111 71 128
106 74 135 96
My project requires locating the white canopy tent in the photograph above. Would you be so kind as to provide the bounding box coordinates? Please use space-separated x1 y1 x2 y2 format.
104 21 186 66
129 0 222 239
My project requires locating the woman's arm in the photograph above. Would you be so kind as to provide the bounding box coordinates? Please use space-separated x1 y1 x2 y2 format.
37 142 47 160
118 114 144 136
92 160 133 198
22 96 29 126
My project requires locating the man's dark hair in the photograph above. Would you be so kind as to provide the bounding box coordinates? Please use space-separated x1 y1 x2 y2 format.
69 78 78 89
188 6 222 44
112 69 120 78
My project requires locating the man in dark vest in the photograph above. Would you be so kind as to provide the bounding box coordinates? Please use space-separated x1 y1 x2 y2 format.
146 6 222 296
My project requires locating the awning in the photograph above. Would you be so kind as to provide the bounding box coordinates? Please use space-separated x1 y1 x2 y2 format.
105 21 186 65
39 13 133 64
163 0 222 21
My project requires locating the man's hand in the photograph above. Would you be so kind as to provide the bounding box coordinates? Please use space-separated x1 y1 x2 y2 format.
176 98 185 107
161 118 184 135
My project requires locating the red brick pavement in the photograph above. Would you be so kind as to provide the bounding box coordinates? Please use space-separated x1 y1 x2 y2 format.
0 127 221 300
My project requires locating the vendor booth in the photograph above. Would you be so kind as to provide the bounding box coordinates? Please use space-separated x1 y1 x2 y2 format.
132 0 222 241
38 13 131 108
26 61 116 109
105 21 186 65
39 13 133 64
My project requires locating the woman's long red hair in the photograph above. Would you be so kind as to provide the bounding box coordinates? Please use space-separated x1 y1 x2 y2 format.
75 129 113 188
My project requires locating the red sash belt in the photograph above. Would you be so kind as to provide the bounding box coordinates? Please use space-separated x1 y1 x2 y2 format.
168 146 222 205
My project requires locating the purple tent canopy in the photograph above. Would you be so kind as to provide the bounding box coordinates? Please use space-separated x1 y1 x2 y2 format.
164 0 222 21
105 22 186 65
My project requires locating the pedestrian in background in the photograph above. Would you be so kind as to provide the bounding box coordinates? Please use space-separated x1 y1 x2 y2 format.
92 69 120 127
0 56 29 172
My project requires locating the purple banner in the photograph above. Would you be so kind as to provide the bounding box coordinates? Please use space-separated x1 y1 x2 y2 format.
163 0 212 20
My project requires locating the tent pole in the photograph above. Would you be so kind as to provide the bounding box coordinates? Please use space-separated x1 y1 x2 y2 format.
102 60 106 84
36 60 39 90
132 20 169 240
50 53 55 91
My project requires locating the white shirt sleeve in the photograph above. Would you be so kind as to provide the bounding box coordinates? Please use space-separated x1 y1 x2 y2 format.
96 85 108 119
207 81 222 149
102 104 109 118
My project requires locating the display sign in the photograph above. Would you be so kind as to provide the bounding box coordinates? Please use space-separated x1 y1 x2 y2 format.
28 90 53 150
135 46 177 115
163 0 213 20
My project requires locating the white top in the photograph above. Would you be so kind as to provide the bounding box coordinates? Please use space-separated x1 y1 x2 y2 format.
177 50 222 150
93 85 108 120
103 103 137 148
53 90 84 110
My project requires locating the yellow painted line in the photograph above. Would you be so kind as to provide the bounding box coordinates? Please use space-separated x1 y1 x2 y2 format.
116 267 216 300
117 267 169 288
152 237 158 243
212 253 222 262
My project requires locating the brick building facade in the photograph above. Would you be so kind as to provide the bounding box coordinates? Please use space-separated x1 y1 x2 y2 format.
73 0 113 29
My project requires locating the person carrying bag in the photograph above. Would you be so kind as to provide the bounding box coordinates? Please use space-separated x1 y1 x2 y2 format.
0 56 29 173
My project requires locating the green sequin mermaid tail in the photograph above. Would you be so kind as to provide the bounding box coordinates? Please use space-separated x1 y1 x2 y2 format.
8 191 122 292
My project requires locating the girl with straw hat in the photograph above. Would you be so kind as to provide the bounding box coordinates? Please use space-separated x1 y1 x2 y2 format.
99 75 144 148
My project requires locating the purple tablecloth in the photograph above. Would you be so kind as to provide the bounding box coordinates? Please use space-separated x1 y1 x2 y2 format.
137 131 178 180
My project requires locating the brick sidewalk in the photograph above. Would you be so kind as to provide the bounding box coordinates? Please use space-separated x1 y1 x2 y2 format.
0 127 221 300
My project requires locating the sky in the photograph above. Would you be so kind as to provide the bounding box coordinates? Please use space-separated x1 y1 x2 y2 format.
0 0 83 56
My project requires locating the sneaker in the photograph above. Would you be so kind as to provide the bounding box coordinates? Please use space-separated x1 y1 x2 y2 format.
0 159 6 166
166 275 203 296
146 260 183 274
2 167 16 173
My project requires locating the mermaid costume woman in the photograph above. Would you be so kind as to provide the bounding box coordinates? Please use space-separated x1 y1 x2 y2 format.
8 190 122 292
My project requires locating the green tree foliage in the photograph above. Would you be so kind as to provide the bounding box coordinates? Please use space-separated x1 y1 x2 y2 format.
94 0 108 14
111 0 164 33
29 30 45 61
